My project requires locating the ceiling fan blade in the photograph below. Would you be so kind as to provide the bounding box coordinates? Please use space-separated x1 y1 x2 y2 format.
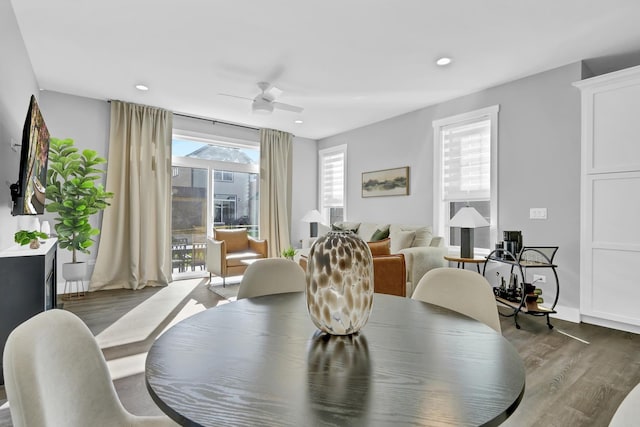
265 85 283 99
218 93 253 101
272 101 304 113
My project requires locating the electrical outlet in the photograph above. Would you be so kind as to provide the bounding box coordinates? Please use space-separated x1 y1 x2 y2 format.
533 274 546 283
529 208 547 219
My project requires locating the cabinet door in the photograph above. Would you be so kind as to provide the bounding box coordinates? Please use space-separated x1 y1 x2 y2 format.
576 66 640 332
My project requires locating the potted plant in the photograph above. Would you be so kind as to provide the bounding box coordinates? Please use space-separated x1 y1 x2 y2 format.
281 247 296 260
14 229 48 249
45 137 113 283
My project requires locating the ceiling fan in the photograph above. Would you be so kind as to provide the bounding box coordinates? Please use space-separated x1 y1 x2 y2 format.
219 82 304 114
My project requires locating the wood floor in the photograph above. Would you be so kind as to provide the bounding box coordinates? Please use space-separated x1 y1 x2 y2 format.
1 278 639 426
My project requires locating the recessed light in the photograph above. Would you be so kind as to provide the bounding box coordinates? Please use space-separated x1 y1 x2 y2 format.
294 120 303 124
135 84 149 91
436 57 452 66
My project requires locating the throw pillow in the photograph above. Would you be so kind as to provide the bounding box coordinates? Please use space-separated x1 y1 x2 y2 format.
390 230 416 253
367 238 391 256
370 226 390 242
389 224 433 247
331 221 361 233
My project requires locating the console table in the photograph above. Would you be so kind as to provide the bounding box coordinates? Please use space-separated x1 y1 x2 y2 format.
0 238 57 384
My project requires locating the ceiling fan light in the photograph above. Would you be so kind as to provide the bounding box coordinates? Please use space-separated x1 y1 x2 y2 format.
252 99 273 114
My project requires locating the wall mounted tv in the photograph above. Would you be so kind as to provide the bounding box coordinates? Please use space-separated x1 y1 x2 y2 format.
9 95 50 216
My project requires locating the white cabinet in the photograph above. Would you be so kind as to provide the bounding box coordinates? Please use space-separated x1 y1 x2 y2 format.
574 66 640 333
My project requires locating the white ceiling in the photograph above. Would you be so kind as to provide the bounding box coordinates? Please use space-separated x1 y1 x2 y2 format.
10 0 640 140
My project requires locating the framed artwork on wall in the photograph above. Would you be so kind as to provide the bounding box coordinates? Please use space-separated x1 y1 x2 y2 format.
362 166 409 198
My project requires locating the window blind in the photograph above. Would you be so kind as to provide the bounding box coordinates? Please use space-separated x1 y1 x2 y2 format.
320 149 344 207
442 118 491 201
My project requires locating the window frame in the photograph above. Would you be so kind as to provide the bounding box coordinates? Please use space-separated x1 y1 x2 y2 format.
171 133 259 237
433 105 499 256
318 144 347 225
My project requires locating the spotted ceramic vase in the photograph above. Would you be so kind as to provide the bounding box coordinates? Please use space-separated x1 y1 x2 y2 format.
306 231 374 335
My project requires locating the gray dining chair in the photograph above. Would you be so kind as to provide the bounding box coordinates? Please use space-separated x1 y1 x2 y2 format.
2 309 177 427
237 258 306 299
609 382 640 426
412 267 502 333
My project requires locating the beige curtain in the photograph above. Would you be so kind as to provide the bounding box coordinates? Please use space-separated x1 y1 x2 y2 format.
90 101 173 290
259 129 292 258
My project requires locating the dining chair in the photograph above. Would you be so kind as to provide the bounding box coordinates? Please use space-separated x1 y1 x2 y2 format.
609 382 640 426
411 267 502 333
237 258 306 300
2 309 177 427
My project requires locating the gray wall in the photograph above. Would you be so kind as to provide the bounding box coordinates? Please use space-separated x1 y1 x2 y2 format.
0 1 40 251
320 62 583 318
37 91 111 282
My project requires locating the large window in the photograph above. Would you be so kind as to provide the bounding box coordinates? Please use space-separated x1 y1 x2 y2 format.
318 145 347 224
433 105 499 255
171 136 259 275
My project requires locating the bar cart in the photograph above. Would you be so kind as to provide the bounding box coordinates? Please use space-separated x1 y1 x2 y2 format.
483 246 559 329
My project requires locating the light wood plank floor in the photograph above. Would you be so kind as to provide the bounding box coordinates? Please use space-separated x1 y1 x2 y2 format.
1 278 639 426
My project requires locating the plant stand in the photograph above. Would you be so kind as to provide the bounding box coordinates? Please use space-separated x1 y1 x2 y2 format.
62 279 85 300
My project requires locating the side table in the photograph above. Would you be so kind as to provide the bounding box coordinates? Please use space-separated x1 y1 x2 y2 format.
444 255 485 273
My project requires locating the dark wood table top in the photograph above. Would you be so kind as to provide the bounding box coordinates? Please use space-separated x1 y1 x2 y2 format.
146 292 525 427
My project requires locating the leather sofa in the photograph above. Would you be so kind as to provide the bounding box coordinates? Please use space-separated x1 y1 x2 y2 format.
299 238 407 297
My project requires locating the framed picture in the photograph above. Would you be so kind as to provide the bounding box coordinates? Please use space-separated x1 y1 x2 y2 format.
362 166 409 198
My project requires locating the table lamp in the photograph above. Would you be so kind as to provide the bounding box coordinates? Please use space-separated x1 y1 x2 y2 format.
449 207 489 258
301 209 323 238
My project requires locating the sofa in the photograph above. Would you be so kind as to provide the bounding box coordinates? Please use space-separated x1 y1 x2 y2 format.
298 221 447 297
299 239 407 297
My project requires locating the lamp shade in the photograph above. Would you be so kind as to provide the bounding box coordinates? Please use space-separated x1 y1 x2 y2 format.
449 207 489 228
301 209 323 223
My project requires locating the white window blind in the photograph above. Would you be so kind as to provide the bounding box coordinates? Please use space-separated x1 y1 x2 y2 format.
442 118 491 202
320 147 345 207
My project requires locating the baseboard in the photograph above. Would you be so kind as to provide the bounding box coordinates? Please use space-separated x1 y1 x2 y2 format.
580 315 640 334
550 305 581 323
538 305 640 334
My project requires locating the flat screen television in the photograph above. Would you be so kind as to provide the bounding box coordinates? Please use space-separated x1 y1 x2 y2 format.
10 95 50 215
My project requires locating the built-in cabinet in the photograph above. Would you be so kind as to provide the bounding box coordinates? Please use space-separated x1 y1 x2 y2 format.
574 66 640 334
0 238 57 384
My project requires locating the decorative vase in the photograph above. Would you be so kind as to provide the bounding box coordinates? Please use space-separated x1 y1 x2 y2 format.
305 230 374 335
40 220 51 237
29 239 40 249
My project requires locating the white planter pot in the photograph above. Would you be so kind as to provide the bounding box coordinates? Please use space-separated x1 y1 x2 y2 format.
62 262 87 281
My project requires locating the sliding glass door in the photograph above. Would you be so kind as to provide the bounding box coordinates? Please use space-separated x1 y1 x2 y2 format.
171 137 259 275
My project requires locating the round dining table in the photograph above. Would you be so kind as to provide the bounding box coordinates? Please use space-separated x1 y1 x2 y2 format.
146 292 525 427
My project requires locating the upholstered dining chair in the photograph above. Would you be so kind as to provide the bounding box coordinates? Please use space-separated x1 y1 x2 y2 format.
412 267 502 333
609 382 640 426
237 258 306 300
2 309 177 427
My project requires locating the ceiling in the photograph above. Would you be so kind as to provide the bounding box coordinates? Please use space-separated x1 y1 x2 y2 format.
10 0 640 140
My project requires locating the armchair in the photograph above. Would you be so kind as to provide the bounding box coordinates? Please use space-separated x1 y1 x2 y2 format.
206 228 268 286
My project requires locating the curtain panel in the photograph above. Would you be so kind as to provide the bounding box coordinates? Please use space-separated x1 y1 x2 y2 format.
90 101 173 290
259 129 292 258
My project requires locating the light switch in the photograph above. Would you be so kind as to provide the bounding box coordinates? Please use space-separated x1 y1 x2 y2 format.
529 208 547 220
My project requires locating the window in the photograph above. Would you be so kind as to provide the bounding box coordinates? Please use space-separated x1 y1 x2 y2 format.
433 105 499 255
319 145 347 224
171 135 259 254
214 170 233 182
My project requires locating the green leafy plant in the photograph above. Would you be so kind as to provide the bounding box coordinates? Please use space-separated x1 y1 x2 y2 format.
14 229 48 246
46 138 114 263
281 247 296 260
